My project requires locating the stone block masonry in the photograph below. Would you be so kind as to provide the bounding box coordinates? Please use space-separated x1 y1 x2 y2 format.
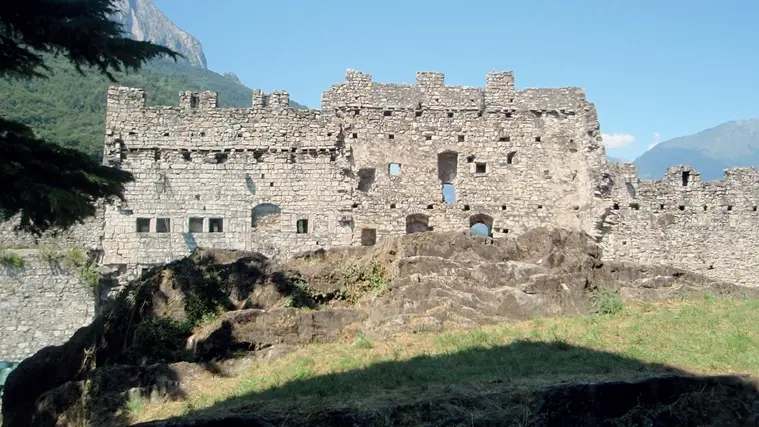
0 251 95 361
600 164 759 288
93 68 759 287
99 69 607 280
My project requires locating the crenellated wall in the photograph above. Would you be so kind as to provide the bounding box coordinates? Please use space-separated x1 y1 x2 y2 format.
600 163 759 287
100 69 607 269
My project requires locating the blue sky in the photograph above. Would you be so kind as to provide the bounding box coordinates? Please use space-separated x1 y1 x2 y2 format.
153 0 759 161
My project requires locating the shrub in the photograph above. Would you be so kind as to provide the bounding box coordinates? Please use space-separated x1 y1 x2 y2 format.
590 288 625 315
63 246 101 287
38 239 64 262
131 316 192 362
338 261 391 303
0 251 24 269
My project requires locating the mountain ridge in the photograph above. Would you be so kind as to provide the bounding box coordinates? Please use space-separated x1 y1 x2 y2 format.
633 118 759 181
113 0 208 69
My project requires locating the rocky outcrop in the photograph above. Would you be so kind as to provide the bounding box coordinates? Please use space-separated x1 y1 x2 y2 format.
3 228 757 426
113 0 207 69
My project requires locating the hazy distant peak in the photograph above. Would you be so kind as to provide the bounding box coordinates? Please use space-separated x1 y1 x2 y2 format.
633 116 759 181
112 0 207 69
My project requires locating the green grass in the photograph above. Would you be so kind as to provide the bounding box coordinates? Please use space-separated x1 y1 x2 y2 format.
129 297 759 424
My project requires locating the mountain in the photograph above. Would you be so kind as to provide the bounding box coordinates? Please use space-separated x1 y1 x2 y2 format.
607 156 628 164
113 0 207 69
633 119 759 181
0 55 307 159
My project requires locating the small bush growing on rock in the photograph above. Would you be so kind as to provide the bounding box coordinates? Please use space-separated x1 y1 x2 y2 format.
132 316 192 362
590 288 625 315
63 246 101 287
38 239 64 262
0 250 24 269
337 261 391 303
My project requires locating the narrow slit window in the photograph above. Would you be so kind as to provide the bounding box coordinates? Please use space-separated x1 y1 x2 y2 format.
682 171 690 186
190 95 199 108
442 183 455 203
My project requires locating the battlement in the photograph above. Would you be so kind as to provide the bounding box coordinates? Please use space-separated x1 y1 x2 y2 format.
321 69 589 113
601 162 759 287
252 89 290 108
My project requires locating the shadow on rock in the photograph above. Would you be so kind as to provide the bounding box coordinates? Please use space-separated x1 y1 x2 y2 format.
130 340 759 427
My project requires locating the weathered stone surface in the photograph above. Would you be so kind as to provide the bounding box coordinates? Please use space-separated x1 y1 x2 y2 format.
601 163 759 288
0 251 95 362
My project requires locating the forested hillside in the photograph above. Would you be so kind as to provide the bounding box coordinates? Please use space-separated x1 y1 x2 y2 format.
0 55 306 159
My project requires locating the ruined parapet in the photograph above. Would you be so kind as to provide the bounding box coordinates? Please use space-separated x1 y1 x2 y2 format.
599 164 759 287
252 89 290 109
269 90 290 109
180 90 218 109
106 86 145 112
103 86 335 153
513 88 588 113
321 69 592 114
484 71 516 110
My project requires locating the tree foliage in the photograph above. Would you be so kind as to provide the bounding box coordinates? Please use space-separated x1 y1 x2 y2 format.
0 0 180 235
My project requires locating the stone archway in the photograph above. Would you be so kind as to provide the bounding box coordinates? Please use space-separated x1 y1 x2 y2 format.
406 214 430 234
469 214 493 237
251 203 281 229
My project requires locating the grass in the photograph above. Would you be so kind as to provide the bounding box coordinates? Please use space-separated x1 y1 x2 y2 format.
128 296 759 424
0 250 24 269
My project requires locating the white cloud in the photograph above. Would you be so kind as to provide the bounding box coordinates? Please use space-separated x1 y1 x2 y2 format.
647 132 662 150
602 133 636 148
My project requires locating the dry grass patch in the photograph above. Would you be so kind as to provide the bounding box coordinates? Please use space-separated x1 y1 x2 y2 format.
129 296 759 424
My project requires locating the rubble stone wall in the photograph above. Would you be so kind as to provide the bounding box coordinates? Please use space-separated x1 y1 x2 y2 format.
101 69 608 270
0 251 94 361
600 163 759 287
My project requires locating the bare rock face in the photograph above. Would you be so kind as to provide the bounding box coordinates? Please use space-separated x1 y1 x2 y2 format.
112 0 208 69
3 228 758 426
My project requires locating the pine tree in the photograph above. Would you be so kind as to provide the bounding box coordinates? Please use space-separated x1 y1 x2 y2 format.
0 0 180 235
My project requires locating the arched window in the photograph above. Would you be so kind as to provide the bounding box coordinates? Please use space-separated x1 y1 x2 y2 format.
469 214 494 238
251 203 281 229
406 214 430 234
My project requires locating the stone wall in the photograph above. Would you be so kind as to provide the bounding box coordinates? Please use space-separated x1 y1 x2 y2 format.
101 69 607 270
0 250 95 361
0 209 104 251
600 163 759 287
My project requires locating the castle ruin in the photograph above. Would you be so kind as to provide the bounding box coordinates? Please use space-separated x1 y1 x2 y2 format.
2 69 759 360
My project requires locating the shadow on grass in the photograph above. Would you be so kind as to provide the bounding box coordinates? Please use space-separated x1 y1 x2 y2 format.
131 339 759 427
